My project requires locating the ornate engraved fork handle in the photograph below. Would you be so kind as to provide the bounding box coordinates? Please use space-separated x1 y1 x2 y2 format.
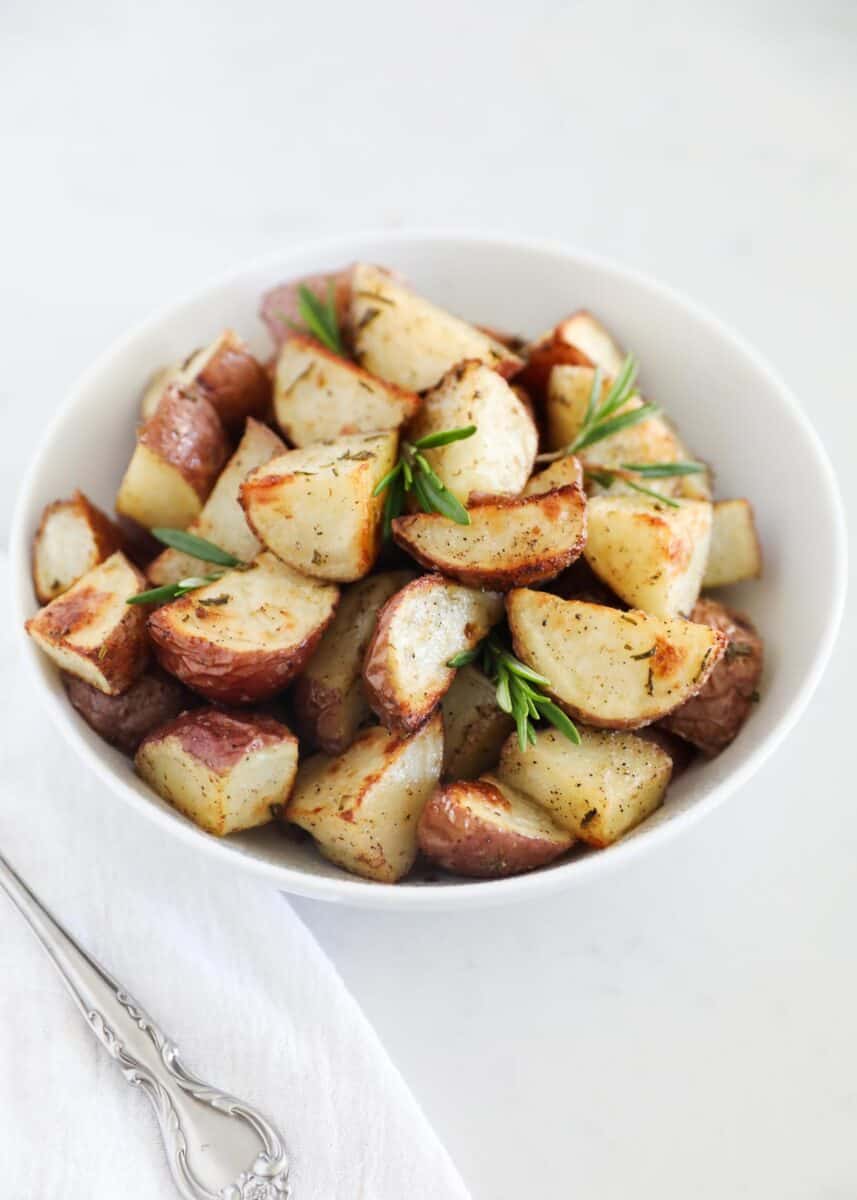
0 849 290 1199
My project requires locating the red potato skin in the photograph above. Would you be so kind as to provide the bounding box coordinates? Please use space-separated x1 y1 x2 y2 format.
634 726 697 778
140 707 293 773
32 490 123 603
660 598 763 756
513 336 593 399
391 484 587 591
259 269 354 351
147 599 335 706
290 676 355 756
140 386 230 500
190 334 271 433
361 576 461 734
418 781 573 878
64 669 194 754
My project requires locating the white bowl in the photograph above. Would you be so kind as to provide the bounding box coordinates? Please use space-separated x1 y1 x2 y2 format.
10 232 847 910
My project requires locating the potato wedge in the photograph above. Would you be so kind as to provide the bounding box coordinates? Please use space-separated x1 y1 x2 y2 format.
240 431 398 582
65 668 193 754
496 726 671 847
285 715 444 883
363 575 504 732
32 490 123 604
393 484 587 590
148 551 338 704
136 707 298 836
506 590 727 729
441 665 514 780
583 495 712 617
117 387 230 529
25 552 149 695
703 500 762 588
522 455 583 496
141 330 270 432
291 570 413 754
147 418 286 586
418 775 573 878
350 263 522 392
661 598 763 755
547 365 709 500
404 361 538 504
273 334 419 446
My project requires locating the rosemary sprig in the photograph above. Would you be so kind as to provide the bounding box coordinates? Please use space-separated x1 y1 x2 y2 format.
449 634 581 751
583 461 705 508
373 425 476 533
288 281 344 356
127 529 248 605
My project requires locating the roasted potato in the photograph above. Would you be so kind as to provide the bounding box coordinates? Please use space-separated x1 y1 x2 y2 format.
661 598 763 755
703 499 762 588
583 495 712 617
291 570 413 753
260 269 352 351
25 552 149 695
516 309 624 397
522 455 583 496
417 775 574 878
506 590 727 729
273 334 419 446
148 551 339 704
64 668 193 754
547 365 710 500
285 715 444 882
350 263 522 391
141 330 271 433
136 707 299 836
32 490 122 604
240 431 398 582
363 575 503 732
117 386 230 529
496 726 672 846
392 484 587 590
634 725 697 777
147 418 286 586
441 664 515 780
404 361 538 504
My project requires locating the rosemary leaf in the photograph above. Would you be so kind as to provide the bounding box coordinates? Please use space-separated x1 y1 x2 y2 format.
412 424 477 450
151 528 244 568
623 478 681 507
622 460 705 478
296 282 344 356
418 474 471 525
571 401 660 453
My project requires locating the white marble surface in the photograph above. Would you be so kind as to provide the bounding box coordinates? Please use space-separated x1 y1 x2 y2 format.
2 1 855 1196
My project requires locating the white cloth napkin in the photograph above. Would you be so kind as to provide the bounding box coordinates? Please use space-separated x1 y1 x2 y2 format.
0 558 470 1200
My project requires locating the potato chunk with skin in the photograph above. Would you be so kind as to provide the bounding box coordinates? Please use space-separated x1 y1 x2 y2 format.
703 499 762 588
292 570 413 754
363 575 504 732
418 776 574 878
240 431 398 582
393 484 587 590
286 715 444 883
441 665 514 780
148 551 338 704
547 365 709 500
65 668 193 754
497 727 672 847
522 455 583 497
117 387 230 529
26 552 149 695
136 708 298 836
141 330 270 433
404 361 538 504
517 310 624 397
274 334 419 446
32 490 122 603
350 263 522 392
661 598 763 756
507 590 727 729
147 419 286 586
583 495 712 617
260 268 352 352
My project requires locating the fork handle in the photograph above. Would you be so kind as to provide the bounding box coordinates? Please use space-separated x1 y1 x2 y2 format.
0 850 290 1199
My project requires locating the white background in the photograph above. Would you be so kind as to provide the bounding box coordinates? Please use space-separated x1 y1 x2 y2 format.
2 1 855 1196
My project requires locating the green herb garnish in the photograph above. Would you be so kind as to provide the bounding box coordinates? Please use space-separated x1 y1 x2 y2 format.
449 634 581 751
373 425 476 534
127 574 225 606
290 281 344 356
127 530 248 605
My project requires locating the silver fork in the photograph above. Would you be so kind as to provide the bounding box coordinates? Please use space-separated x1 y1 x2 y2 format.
0 850 291 1199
